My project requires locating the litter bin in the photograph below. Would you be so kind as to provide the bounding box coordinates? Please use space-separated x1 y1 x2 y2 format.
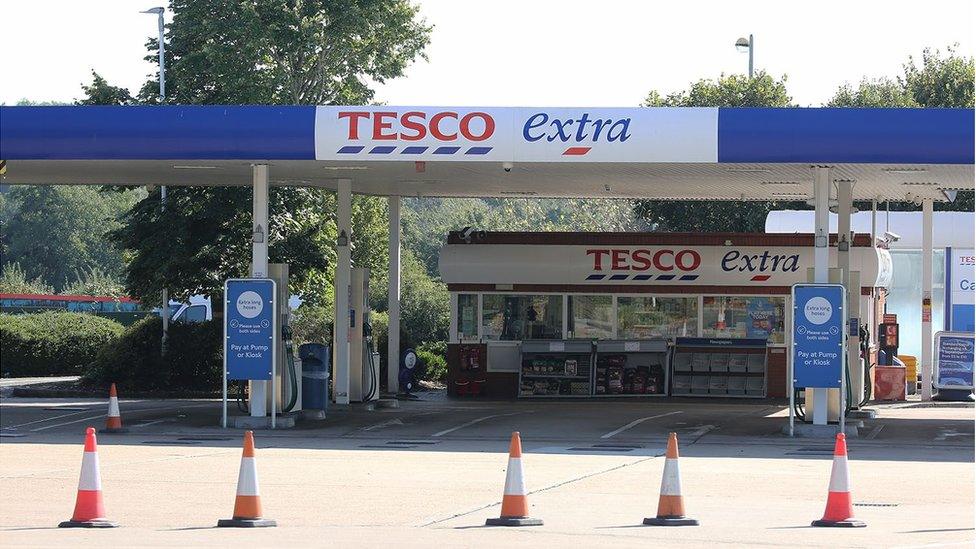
300 343 330 413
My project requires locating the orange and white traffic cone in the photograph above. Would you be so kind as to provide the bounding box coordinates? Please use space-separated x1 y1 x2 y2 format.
485 432 543 526
100 383 127 433
643 432 699 526
812 433 866 527
217 431 276 527
59 427 118 528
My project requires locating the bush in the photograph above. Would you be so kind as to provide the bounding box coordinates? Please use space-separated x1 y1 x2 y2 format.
416 340 447 382
83 316 222 392
0 312 124 377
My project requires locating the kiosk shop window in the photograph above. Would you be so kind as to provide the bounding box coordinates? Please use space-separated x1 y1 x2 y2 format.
617 296 698 339
457 293 478 340
702 296 786 344
568 295 613 339
482 294 563 340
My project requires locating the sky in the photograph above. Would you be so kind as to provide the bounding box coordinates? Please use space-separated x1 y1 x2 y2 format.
0 0 973 107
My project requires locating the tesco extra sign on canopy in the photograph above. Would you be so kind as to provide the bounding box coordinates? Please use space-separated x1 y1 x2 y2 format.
314 106 718 162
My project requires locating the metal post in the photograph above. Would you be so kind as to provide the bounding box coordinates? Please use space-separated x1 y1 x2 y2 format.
837 180 857 412
921 198 934 400
812 167 830 425
871 198 878 244
748 34 754 79
334 179 352 405
387 196 401 395
250 164 269 418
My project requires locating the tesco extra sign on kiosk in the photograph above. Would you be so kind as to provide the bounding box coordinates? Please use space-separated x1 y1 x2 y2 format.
439 244 892 288
314 106 718 162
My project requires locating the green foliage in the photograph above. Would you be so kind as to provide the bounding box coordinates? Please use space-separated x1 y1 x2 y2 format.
402 197 646 276
827 77 918 107
0 185 141 292
0 312 124 377
0 262 54 294
77 71 135 106
139 0 432 104
416 340 447 382
904 45 975 108
398 250 450 348
290 302 334 347
60 267 125 298
84 316 222 392
643 71 792 107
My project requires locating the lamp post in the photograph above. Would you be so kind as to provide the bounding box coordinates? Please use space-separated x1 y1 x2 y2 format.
142 6 168 354
735 34 754 78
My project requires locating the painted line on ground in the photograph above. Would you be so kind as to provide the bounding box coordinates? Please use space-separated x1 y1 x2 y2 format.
361 418 404 432
4 408 96 430
600 411 683 439
29 403 212 432
430 412 525 438
865 424 885 440
131 418 175 428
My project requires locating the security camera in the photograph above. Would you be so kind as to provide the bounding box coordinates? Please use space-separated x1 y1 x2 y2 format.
502 162 513 173
884 231 901 243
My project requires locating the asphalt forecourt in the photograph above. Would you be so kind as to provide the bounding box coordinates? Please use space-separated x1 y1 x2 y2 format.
0 396 973 547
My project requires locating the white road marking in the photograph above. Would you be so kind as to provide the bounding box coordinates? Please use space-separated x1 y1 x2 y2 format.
131 418 174 428
361 418 404 432
600 411 683 439
934 428 970 441
683 424 717 438
431 412 524 437
29 403 211 432
4 408 95 429
865 424 885 440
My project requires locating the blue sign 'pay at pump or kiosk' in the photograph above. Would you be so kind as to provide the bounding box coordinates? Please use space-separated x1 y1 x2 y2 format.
935 332 974 390
791 284 845 389
224 279 277 380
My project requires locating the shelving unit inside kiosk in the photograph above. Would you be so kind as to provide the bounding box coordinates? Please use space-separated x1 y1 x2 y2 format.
594 340 669 397
671 338 767 398
519 340 593 398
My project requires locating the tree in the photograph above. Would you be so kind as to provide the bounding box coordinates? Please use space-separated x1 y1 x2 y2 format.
138 0 432 104
827 77 917 108
99 0 430 308
0 262 54 294
636 72 805 232
0 186 140 291
77 71 135 106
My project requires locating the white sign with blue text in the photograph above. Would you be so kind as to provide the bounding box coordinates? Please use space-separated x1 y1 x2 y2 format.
791 284 846 389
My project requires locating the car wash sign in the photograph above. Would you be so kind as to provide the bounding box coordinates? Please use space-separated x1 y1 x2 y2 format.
314 106 717 163
791 284 845 389
934 331 974 390
224 278 277 380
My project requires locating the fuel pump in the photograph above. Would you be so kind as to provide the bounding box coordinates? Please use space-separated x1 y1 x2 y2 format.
335 267 380 403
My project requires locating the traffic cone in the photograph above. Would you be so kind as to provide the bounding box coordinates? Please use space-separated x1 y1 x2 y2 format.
100 383 127 433
217 431 276 527
485 432 543 526
59 427 118 528
643 432 699 526
812 433 866 527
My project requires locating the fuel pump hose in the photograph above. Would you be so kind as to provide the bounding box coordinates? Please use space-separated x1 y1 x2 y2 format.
282 325 298 413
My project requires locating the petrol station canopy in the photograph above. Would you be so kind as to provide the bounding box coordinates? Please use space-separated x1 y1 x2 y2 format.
1 105 973 200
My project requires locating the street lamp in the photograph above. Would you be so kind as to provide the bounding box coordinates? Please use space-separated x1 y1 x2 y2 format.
735 34 754 78
142 6 168 354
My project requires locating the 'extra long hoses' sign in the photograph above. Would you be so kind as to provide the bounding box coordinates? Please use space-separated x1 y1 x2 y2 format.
439 244 892 288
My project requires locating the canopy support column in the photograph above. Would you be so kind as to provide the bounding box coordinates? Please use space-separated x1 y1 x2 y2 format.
921 198 934 400
811 166 830 425
837 179 860 408
387 196 401 395
334 179 352 405
250 164 269 417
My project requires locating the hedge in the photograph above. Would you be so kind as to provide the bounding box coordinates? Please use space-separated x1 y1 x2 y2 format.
83 316 222 392
0 312 125 377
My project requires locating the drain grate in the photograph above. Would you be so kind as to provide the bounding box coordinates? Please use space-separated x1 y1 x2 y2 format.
0 432 27 438
178 436 234 441
593 443 644 449
360 444 416 449
785 446 834 456
387 440 439 445
142 440 200 445
854 502 899 507
567 447 635 452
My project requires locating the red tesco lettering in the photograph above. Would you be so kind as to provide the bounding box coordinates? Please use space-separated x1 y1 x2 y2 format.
587 248 701 272
337 111 495 141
